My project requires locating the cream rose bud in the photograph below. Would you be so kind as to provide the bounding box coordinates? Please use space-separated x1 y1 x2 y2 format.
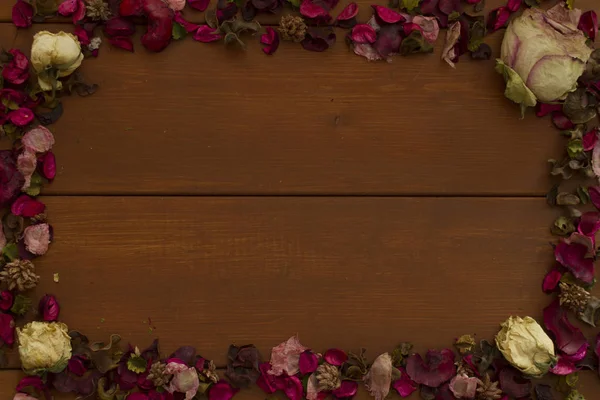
495 316 556 377
17 321 72 374
30 31 84 91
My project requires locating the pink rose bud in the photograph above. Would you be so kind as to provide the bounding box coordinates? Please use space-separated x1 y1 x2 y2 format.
39 294 59 321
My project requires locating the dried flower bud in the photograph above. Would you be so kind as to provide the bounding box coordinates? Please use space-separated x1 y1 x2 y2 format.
39 294 59 321
495 316 556 377
17 321 72 374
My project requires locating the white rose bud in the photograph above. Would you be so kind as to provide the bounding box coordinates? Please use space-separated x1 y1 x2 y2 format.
30 31 84 91
17 321 72 374
495 316 556 377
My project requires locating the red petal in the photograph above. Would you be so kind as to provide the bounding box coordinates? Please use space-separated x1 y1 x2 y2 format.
406 349 456 388
583 128 599 151
11 195 46 217
104 17 136 37
72 0 86 23
542 269 562 293
506 0 522 13
551 111 575 130
260 27 280 55
487 7 511 32
193 26 222 43
109 37 134 52
336 2 358 21
332 381 358 398
544 299 588 356
554 240 594 283
324 348 348 366
371 5 405 24
174 11 200 33
40 152 56 180
298 350 319 375
119 0 145 16
392 367 417 397
578 10 598 41
74 25 91 46
188 0 211 11
11 1 33 28
350 24 377 44
57 0 78 15
300 0 331 22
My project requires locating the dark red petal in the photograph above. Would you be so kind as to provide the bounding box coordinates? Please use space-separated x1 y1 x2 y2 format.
216 0 238 22
0 151 24 207
298 351 319 375
8 108 34 127
8 49 28 70
542 268 562 293
16 375 46 393
57 0 78 15
465 0 482 3
578 212 600 237
0 313 14 345
544 299 588 356
104 17 136 37
578 10 598 41
300 0 331 22
260 27 280 55
324 348 348 366
583 129 599 151
498 367 531 398
554 240 594 283
336 2 358 21
108 37 134 52
332 380 358 398
438 0 461 16
39 294 60 322
174 11 200 33
74 25 91 46
277 375 303 400
371 5 405 24
589 186 600 210
392 367 417 397
119 0 145 16
40 152 56 180
350 24 377 44
67 356 87 376
373 25 402 58
193 26 223 43
188 0 211 11
72 0 86 23
11 195 46 218
11 1 33 28
301 29 336 52
406 349 456 388
0 291 13 312
420 0 439 14
487 7 511 32
141 14 174 51
551 111 575 130
506 0 522 13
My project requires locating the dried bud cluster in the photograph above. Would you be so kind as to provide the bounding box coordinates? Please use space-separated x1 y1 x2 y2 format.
0 260 39 292
278 15 307 42
315 363 341 391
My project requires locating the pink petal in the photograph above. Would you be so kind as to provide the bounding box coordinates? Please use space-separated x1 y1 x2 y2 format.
506 0 522 13
260 27 280 55
300 0 331 22
40 152 56 180
554 240 594 283
350 24 377 44
583 128 598 151
108 37 134 52
8 108 34 127
544 299 588 356
332 380 358 398
403 23 423 37
188 0 211 11
412 15 439 44
551 111 575 130
58 0 78 15
371 5 405 24
578 11 598 41
336 2 358 21
542 269 562 293
269 336 309 376
11 195 45 217
324 348 348 366
298 351 319 375
535 103 563 117
193 26 223 43
392 367 417 397
165 0 186 11
22 126 55 153
175 12 201 33
11 1 33 28
487 7 511 32
24 223 50 256
17 150 36 190
449 375 478 399
578 212 600 237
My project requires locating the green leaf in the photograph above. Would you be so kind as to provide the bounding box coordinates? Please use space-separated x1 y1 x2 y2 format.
2 243 18 261
399 31 433 56
127 354 147 373
172 22 187 40
35 0 59 16
567 139 584 159
566 390 585 400
25 172 44 197
400 0 420 11
11 294 32 316
286 0 301 6
577 186 590 204
565 0 575 10
495 60 537 118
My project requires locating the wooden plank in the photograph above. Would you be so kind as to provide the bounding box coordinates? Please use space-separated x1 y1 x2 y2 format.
0 196 567 368
1 0 598 24
0 23 574 195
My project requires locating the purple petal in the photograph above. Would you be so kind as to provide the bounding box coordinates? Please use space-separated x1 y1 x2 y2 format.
544 299 588 356
391 367 417 397
371 5 405 24
193 25 223 42
535 103 563 118
332 380 358 398
324 348 348 366
498 367 531 398
170 346 196 365
405 349 456 388
189 0 211 11
350 24 377 44
336 2 358 21
542 269 562 293
487 7 511 32
554 240 594 283
551 111 575 130
260 27 280 55
104 17 136 37
506 0 522 13
578 10 598 41
299 351 319 375
11 1 33 28
108 37 134 52
301 29 336 52
438 0 461 16
373 25 402 59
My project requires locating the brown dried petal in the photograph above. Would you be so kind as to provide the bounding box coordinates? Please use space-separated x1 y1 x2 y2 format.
556 192 581 206
363 353 392 400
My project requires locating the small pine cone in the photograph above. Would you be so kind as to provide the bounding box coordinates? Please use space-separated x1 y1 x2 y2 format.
0 260 39 292
278 15 307 43
559 282 591 316
86 0 111 21
315 363 341 391
455 361 474 377
476 374 502 400
147 361 171 387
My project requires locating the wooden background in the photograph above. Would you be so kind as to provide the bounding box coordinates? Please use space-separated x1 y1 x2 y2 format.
1 0 599 398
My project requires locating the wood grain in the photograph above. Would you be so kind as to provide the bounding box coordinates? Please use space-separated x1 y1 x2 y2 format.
0 196 562 368
0 23 574 195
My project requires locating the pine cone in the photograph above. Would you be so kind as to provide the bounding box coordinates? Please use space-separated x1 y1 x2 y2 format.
559 282 591 316
476 374 502 400
0 260 39 292
278 15 307 42
147 361 171 387
315 363 341 391
86 0 111 21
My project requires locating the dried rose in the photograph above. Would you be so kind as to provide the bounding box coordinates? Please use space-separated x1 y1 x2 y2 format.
0 150 24 207
17 321 72 373
31 31 84 91
363 353 392 400
22 126 55 153
268 336 308 376
39 294 59 322
23 223 51 256
497 5 593 114
495 316 556 377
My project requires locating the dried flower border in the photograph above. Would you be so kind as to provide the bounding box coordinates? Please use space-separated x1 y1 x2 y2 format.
3 0 600 399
